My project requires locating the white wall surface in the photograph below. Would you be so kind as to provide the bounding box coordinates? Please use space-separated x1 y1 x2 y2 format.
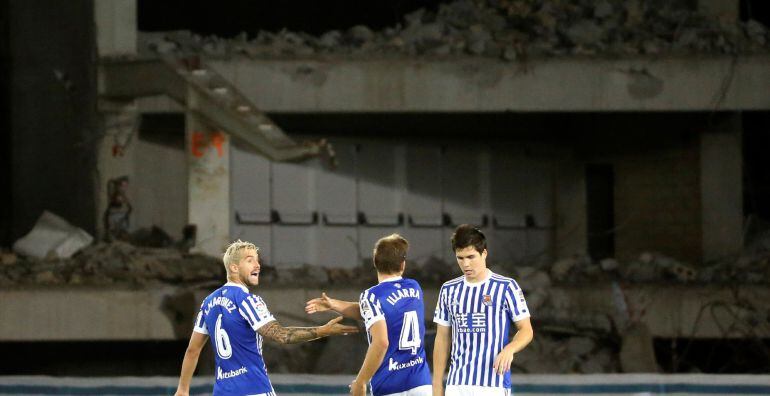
231 137 556 268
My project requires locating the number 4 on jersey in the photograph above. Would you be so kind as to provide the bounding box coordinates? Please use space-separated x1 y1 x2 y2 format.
399 310 421 355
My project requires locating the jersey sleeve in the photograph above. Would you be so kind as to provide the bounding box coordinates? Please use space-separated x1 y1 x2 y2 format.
433 286 451 327
504 279 531 323
238 294 276 331
359 289 385 330
193 303 208 335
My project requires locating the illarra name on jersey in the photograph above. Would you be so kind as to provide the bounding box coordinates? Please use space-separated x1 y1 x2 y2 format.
385 287 421 305
359 277 432 396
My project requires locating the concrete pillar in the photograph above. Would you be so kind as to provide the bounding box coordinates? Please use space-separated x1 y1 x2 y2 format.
95 0 137 56
698 0 739 24
700 115 743 261
186 109 230 257
555 157 588 258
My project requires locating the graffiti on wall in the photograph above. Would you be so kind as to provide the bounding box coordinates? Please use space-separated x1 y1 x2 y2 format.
191 131 225 158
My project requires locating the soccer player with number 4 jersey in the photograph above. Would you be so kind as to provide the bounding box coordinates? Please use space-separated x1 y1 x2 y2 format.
432 225 534 396
174 240 358 396
306 234 432 396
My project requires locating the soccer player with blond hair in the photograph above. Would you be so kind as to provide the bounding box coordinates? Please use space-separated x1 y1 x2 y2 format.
175 240 357 396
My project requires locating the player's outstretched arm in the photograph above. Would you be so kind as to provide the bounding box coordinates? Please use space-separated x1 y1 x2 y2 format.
305 292 362 320
258 316 359 344
175 331 208 396
350 320 388 396
493 317 533 375
432 324 451 396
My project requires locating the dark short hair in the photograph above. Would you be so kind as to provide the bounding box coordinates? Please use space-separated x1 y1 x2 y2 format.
373 234 408 274
451 224 487 254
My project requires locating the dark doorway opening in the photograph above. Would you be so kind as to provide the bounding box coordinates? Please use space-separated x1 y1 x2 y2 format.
740 0 770 25
742 112 770 248
0 0 10 247
743 112 770 222
586 164 615 260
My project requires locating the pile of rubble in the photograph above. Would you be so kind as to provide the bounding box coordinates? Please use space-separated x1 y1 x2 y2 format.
2 242 768 288
512 250 770 286
513 333 620 373
0 242 223 287
138 0 770 60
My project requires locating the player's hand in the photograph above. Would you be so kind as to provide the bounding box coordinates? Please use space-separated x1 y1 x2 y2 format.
305 292 334 314
493 345 516 375
319 316 359 337
174 391 189 396
432 383 444 396
349 379 366 396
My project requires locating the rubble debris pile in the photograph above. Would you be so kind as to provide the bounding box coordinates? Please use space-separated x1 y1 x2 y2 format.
2 240 769 288
138 0 770 60
0 242 223 287
513 332 620 373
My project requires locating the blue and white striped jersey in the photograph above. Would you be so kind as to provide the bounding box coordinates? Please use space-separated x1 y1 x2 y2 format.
194 282 276 396
359 277 432 396
434 271 530 389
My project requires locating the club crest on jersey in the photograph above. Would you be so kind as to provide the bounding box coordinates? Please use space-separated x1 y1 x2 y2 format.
482 294 493 306
394 283 401 288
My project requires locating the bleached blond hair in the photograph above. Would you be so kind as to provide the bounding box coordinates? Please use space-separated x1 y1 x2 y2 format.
222 239 259 273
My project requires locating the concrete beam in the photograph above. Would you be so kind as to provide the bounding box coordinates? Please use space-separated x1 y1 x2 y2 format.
0 289 177 341
203 55 770 112
99 58 323 161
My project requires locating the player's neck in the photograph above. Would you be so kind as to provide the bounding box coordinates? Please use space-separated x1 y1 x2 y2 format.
226 275 248 288
377 272 402 283
464 268 490 284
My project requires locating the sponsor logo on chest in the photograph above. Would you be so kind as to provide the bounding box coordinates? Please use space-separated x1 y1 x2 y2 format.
455 312 488 333
388 356 424 371
217 366 248 380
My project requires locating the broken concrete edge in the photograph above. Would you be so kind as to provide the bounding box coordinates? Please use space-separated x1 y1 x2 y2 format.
134 0 770 61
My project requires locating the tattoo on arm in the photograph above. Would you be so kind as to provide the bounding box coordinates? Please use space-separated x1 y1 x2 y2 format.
258 321 320 344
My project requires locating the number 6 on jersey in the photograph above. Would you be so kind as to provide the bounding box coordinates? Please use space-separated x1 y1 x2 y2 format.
215 314 233 359
399 310 421 354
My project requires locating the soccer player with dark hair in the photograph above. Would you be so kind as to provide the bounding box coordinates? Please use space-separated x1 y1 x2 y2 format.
306 234 432 396
174 240 358 396
432 225 534 396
